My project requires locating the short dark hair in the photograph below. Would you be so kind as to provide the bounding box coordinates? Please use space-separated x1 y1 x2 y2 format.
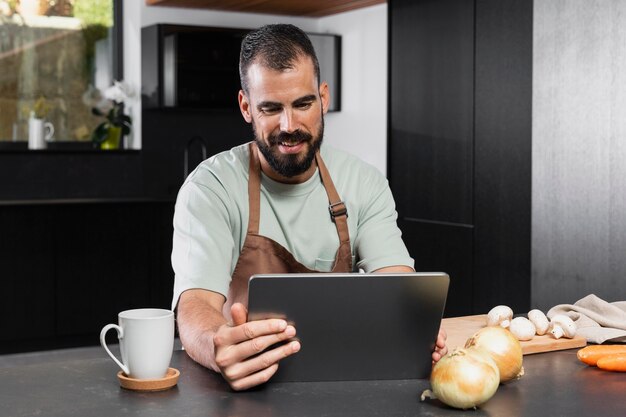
239 24 320 95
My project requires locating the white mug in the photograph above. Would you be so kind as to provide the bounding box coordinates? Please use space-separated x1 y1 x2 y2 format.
100 308 174 379
28 118 54 150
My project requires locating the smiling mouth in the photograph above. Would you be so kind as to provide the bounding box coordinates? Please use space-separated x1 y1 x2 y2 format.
280 141 301 147
276 141 306 155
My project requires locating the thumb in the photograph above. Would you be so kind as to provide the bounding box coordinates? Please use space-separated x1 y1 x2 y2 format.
231 302 248 326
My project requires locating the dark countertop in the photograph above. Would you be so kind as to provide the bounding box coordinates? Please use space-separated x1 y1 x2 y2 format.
1 346 625 417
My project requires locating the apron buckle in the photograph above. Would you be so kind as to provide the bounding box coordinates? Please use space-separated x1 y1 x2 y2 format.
329 201 348 222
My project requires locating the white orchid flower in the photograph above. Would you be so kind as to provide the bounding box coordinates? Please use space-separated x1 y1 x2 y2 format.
104 80 136 104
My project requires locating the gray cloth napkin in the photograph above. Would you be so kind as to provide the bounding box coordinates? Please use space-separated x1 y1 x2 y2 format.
547 294 626 344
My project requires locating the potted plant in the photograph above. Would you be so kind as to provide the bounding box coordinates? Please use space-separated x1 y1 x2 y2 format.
88 80 135 150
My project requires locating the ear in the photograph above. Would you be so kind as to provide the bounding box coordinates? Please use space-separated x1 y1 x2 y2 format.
319 82 330 115
238 90 252 123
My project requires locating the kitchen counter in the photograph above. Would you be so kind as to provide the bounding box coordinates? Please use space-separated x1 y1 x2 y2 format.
1 345 624 416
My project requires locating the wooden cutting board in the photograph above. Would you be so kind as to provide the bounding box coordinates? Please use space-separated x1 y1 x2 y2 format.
441 315 587 355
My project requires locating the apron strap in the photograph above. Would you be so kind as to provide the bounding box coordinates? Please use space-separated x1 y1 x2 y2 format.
247 142 261 234
315 151 350 245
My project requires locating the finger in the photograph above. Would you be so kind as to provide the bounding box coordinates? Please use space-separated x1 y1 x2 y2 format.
438 346 448 356
436 329 447 348
220 319 289 346
215 324 296 369
436 343 448 355
229 363 280 391
231 303 248 326
225 340 300 382
232 325 297 362
432 350 442 363
436 337 445 349
438 328 447 344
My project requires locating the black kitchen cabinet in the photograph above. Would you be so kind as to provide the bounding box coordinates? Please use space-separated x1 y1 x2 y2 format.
0 201 175 353
142 24 247 110
1 206 56 343
388 0 533 316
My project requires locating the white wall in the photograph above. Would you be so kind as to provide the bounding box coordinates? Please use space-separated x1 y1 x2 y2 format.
317 4 388 174
123 2 388 175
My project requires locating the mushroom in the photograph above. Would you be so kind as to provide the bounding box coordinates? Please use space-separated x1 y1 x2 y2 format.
550 315 577 339
509 317 536 341
528 309 550 336
486 305 514 328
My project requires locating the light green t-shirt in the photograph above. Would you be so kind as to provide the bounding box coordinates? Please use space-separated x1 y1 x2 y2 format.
171 142 414 308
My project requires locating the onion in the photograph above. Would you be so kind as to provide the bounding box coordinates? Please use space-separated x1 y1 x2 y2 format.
465 326 524 383
422 347 500 409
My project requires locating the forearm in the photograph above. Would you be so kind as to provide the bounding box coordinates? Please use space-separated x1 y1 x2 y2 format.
176 290 227 372
374 265 414 273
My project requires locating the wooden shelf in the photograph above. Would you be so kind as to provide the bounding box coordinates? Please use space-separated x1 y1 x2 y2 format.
145 0 385 17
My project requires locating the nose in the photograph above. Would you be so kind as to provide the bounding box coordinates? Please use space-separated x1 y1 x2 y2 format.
279 108 296 133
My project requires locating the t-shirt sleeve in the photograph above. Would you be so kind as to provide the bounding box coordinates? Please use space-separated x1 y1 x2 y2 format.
171 178 235 310
354 168 414 272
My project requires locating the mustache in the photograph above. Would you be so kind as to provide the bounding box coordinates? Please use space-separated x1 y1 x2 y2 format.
268 130 313 145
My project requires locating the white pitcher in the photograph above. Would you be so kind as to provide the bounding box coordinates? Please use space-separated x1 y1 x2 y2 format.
28 117 54 150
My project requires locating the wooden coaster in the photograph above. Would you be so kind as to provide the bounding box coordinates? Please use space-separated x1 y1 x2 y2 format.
117 367 180 392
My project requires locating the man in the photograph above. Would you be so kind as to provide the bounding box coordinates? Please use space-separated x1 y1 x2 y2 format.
172 24 447 391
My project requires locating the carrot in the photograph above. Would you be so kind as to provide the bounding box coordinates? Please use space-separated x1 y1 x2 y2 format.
597 354 626 372
577 345 626 366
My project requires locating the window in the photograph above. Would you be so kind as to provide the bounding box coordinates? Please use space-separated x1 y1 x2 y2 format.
0 0 122 149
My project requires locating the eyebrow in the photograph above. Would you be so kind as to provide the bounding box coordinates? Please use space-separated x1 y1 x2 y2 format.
292 94 317 106
256 94 318 111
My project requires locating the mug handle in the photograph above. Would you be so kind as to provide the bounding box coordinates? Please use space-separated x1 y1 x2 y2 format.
44 122 54 141
100 324 130 375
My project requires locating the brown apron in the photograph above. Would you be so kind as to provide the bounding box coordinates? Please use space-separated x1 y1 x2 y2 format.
224 142 352 318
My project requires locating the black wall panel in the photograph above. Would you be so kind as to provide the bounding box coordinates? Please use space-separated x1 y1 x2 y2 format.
389 0 532 315
389 0 474 225
473 0 532 313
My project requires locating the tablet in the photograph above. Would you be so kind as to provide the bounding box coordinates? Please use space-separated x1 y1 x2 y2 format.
247 272 449 382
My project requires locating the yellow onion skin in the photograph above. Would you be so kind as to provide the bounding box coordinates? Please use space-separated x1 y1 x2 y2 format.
430 347 500 409
465 326 524 383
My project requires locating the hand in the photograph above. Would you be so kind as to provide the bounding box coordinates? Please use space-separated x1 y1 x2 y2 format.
431 328 448 363
213 302 301 391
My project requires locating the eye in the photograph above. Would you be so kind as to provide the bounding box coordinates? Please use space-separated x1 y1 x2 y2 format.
295 102 313 110
260 106 281 114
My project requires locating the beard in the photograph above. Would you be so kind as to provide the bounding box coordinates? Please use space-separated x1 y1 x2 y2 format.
254 118 324 178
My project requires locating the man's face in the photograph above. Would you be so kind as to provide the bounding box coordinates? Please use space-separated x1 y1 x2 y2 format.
238 55 330 183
